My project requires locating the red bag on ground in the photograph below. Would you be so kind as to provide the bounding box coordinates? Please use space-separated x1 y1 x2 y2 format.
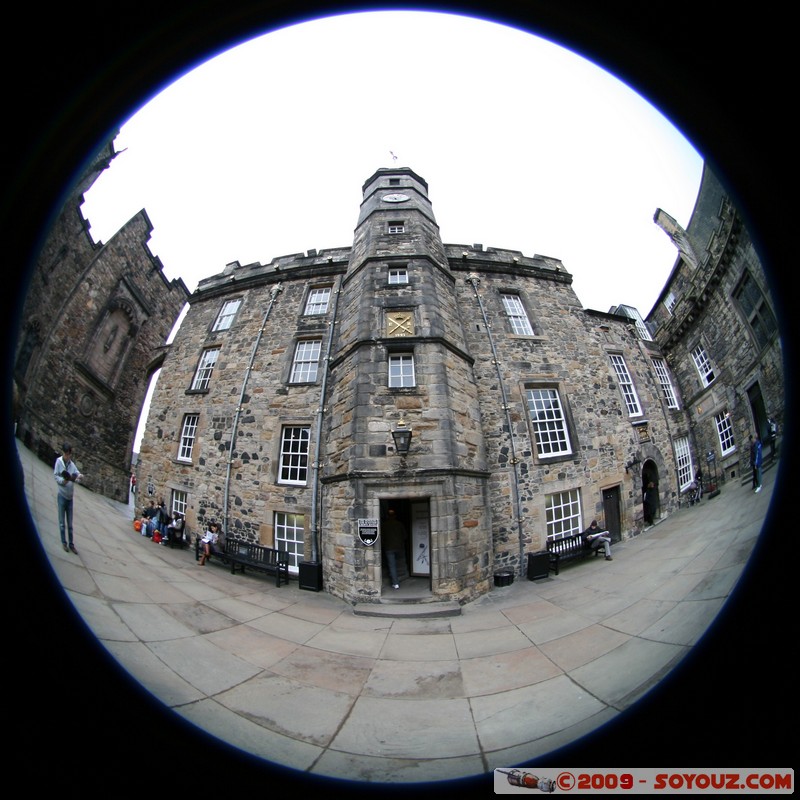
153 531 161 543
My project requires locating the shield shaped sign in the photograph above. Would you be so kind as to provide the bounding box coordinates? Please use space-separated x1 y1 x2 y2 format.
357 518 379 546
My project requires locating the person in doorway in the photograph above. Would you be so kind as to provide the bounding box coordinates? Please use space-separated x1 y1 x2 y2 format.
582 520 612 560
54 443 82 554
643 481 658 524
382 508 407 589
767 418 778 460
751 433 763 493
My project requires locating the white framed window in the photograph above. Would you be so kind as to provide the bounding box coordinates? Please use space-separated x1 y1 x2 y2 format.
304 287 331 315
691 344 716 387
616 305 652 340
652 357 679 409
388 267 408 284
178 414 199 462
664 292 677 314
526 387 572 457
673 436 693 490
388 353 415 388
715 411 736 455
388 221 405 234
290 339 322 383
274 511 304 573
212 298 241 331
191 347 219 391
609 354 642 416
501 293 535 335
279 426 310 485
545 488 582 542
170 489 188 518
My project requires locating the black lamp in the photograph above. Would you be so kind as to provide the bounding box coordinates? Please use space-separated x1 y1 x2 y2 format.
391 419 412 455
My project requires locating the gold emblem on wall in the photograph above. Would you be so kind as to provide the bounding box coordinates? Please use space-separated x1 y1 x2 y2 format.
386 311 414 337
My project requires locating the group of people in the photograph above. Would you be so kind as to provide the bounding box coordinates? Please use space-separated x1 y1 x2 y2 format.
138 498 185 545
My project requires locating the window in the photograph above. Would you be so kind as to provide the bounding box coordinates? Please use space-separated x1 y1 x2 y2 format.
304 287 331 315
715 411 736 455
734 271 777 349
651 358 679 409
388 267 408 284
388 353 415 388
545 489 582 542
191 347 219 391
501 293 535 335
290 339 321 383
178 414 199 461
212 299 241 331
609 354 642 416
616 305 652 341
691 344 716 387
274 512 304 572
673 436 693 490
170 489 188 518
279 426 310 485
526 388 572 457
388 221 405 234
664 292 677 314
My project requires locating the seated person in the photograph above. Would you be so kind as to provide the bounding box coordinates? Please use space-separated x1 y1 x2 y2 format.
165 512 185 545
198 522 224 566
582 519 613 560
140 500 158 537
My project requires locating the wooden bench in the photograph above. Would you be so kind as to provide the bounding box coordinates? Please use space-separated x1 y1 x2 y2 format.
165 520 187 549
547 533 601 575
195 536 289 587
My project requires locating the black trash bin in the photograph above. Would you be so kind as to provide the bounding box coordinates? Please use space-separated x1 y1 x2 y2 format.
299 561 323 591
493 569 514 587
527 551 550 581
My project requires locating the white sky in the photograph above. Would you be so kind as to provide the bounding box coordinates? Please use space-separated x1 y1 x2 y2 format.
81 10 704 319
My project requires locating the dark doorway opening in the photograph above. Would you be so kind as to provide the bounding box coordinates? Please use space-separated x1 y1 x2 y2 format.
641 459 660 526
602 486 622 543
379 498 430 595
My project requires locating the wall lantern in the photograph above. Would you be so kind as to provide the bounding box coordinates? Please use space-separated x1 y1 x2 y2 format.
624 455 641 474
391 419 413 455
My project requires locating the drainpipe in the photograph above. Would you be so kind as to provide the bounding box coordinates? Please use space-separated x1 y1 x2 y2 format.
465 276 526 576
309 277 341 562
222 282 282 534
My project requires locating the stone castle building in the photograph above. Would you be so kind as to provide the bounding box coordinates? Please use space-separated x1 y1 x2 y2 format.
135 165 749 605
13 139 189 501
645 167 783 489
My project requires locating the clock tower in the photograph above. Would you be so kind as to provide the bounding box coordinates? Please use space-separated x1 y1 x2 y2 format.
322 167 490 602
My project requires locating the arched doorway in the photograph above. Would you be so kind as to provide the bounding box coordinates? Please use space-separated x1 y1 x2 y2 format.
641 459 660 526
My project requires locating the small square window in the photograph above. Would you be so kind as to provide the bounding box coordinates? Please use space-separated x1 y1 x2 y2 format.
388 353 415 388
388 221 405 234
388 267 408 284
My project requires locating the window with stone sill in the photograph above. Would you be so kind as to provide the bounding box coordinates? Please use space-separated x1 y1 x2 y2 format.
525 387 572 457
290 339 322 383
178 414 199 462
304 286 331 316
609 353 642 416
212 298 241 331
191 347 219 391
388 353 415 388
501 293 535 336
691 343 716 388
278 426 310 485
545 488 583 542
274 511 304 572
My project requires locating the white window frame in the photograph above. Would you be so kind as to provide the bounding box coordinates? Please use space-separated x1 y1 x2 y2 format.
501 293 535 336
290 339 322 383
545 488 583 542
304 287 331 316
609 353 642 416
170 489 188 518
278 426 310 485
212 298 241 331
178 414 199 462
715 411 736 455
388 221 405 234
388 267 408 284
388 353 415 388
673 436 693 490
526 387 572 457
652 357 679 409
691 344 716 387
191 347 219 391
274 511 304 573
664 292 677 314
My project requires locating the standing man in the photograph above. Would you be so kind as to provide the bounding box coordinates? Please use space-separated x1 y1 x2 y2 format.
54 443 82 553
382 508 406 589
752 433 763 493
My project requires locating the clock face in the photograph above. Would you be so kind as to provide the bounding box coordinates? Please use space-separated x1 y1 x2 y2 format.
383 193 410 203
387 312 414 337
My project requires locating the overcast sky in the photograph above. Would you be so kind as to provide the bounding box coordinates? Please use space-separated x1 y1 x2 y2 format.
80 10 704 323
